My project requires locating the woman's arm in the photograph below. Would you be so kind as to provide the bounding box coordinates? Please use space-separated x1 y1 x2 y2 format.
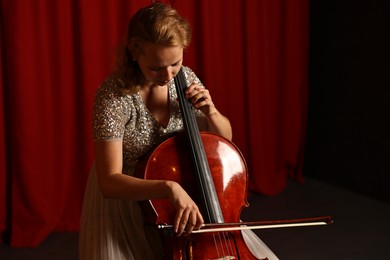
94 140 204 235
94 140 171 200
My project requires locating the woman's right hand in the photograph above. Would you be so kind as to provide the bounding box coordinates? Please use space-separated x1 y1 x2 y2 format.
167 181 204 237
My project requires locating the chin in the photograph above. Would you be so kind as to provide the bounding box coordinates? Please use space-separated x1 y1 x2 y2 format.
158 81 169 86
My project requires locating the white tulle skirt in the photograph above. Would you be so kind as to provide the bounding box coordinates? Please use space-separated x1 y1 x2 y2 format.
242 228 279 260
79 164 278 259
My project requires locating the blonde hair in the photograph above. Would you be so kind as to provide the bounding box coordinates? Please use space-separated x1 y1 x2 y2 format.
113 3 192 93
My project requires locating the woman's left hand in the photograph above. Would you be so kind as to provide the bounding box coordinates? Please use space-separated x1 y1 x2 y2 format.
185 82 233 141
185 83 217 116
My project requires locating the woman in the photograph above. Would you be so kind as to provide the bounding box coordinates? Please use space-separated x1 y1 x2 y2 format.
80 3 278 259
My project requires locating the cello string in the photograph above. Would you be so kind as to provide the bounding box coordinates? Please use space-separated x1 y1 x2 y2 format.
174 68 248 258
212 233 222 259
214 231 236 258
215 232 229 258
174 68 225 257
223 231 236 257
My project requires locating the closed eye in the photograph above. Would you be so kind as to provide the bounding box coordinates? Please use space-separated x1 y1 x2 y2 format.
149 59 182 71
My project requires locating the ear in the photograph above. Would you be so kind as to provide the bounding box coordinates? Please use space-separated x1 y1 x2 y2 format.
128 39 142 61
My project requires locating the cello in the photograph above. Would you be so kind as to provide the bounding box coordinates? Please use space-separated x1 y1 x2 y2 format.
137 68 332 259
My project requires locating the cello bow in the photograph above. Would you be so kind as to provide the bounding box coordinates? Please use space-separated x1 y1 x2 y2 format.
157 215 333 234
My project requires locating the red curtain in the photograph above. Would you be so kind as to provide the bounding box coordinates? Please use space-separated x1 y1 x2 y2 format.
0 0 309 247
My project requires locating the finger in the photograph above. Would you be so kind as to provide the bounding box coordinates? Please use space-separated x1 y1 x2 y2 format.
185 84 202 97
183 211 197 236
185 84 196 95
192 93 207 104
193 97 211 109
176 210 190 236
194 212 204 230
174 209 184 234
196 89 211 103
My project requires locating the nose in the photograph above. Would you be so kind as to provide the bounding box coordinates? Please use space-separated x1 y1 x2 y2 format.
161 67 174 81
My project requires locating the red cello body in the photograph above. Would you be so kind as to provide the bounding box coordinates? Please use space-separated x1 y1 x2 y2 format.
139 132 260 259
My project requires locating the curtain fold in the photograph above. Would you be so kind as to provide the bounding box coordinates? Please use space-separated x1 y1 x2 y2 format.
0 0 309 247
0 2 7 243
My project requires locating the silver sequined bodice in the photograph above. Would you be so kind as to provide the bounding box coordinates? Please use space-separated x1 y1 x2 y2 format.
92 66 203 174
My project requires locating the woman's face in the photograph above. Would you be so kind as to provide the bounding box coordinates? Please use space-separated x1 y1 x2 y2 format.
136 43 183 87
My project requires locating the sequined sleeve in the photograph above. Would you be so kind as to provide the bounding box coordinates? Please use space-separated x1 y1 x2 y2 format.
92 78 130 141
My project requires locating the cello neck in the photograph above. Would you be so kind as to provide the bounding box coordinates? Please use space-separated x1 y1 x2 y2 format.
174 68 224 224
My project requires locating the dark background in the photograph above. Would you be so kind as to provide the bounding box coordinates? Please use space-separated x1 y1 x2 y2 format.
304 0 390 203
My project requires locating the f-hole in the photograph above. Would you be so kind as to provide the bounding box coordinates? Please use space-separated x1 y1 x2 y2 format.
185 238 194 259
